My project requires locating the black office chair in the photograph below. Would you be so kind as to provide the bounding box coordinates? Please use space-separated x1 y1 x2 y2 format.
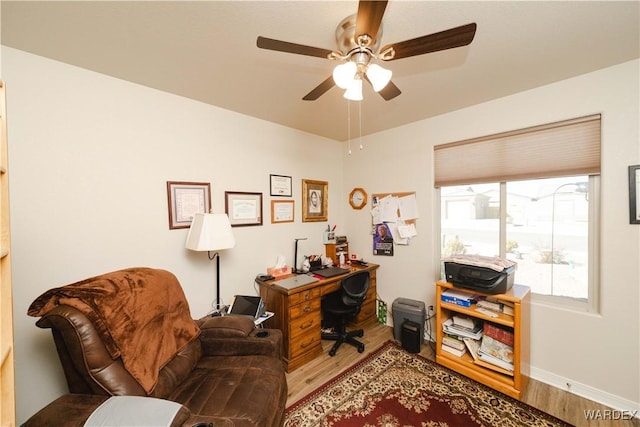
321 270 370 356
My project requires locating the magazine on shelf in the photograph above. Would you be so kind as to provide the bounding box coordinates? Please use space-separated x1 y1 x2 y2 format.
477 298 514 316
478 352 514 372
462 337 481 361
452 315 479 331
478 335 514 371
442 318 483 340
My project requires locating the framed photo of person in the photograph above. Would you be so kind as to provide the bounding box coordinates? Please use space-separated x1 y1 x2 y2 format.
302 179 328 222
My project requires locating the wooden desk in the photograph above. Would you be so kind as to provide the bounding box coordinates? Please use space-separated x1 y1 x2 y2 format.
256 264 379 372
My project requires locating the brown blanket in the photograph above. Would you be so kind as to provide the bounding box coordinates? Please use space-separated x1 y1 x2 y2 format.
28 267 201 393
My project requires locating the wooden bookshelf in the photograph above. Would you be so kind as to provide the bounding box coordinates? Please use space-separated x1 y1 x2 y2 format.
435 280 530 400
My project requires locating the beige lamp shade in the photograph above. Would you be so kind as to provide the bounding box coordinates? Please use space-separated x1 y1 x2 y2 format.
185 213 236 251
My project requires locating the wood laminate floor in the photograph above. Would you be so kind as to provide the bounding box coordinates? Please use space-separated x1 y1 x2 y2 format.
285 323 639 427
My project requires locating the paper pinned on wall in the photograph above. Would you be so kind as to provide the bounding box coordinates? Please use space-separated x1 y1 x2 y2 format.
397 223 417 239
370 205 383 225
399 194 419 221
380 195 400 223
385 222 407 245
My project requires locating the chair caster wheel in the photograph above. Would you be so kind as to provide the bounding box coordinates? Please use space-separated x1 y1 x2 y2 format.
357 331 364 337
329 350 336 357
358 345 364 353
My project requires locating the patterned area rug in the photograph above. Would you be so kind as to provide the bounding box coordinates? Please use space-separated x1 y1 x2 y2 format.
285 340 572 427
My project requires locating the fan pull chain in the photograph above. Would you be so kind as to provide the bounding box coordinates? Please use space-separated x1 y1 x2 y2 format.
347 101 352 155
359 101 363 150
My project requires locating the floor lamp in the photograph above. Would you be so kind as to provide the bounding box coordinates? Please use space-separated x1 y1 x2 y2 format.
185 212 236 313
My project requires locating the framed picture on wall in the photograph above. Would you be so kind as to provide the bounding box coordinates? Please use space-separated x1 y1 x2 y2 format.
630 165 640 224
302 179 328 222
166 181 211 229
225 191 263 227
270 174 292 197
271 200 294 223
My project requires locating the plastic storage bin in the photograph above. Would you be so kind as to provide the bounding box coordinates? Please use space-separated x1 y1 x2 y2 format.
392 298 426 344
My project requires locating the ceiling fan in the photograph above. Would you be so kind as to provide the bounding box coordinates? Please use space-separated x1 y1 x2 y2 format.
256 0 477 101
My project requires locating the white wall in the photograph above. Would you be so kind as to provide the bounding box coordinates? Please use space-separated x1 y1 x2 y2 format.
344 60 640 412
3 45 639 422
2 47 346 423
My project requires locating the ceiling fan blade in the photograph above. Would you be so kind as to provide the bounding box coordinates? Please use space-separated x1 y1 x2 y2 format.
364 75 401 101
378 81 401 101
381 23 477 61
355 0 388 45
257 36 333 59
302 76 335 101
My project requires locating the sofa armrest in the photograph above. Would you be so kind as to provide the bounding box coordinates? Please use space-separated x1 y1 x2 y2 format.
198 316 283 359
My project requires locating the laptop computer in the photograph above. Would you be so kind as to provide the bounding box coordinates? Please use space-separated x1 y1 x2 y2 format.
273 274 319 290
312 266 351 278
227 295 265 319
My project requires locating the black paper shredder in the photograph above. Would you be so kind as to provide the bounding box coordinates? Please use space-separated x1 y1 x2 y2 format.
401 320 421 353
392 298 425 350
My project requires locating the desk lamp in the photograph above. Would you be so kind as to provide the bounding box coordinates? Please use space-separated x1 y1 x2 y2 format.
186 213 236 312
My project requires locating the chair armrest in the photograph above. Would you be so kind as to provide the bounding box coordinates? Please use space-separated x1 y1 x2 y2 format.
198 316 283 359
197 315 255 337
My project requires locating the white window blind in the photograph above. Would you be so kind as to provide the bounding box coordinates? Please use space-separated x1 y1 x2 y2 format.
434 114 601 187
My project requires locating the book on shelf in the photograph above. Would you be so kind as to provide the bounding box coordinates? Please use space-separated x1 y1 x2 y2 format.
477 297 514 316
441 342 467 358
443 335 466 351
441 289 478 307
478 335 514 372
462 337 481 361
442 318 483 340
482 322 514 347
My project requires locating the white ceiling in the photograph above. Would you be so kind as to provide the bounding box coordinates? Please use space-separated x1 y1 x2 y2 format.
2 1 639 141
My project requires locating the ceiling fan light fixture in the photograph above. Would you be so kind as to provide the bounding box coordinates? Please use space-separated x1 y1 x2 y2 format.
333 61 357 89
366 63 392 92
343 78 363 101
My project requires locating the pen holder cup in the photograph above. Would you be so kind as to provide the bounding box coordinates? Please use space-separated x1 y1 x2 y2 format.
323 231 336 244
309 258 322 270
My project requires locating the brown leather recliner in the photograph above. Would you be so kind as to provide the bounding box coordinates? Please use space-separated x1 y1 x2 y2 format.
26 268 287 426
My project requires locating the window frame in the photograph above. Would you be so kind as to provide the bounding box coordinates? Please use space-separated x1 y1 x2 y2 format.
436 176 600 313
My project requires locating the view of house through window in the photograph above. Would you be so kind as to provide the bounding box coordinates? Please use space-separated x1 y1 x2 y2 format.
441 176 592 301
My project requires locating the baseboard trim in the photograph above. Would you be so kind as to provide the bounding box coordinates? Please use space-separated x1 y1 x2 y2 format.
530 366 639 417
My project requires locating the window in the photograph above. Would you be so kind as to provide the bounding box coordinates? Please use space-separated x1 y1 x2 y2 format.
440 176 599 309
435 115 601 311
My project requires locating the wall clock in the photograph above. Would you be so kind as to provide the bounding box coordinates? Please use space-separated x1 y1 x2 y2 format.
349 187 368 210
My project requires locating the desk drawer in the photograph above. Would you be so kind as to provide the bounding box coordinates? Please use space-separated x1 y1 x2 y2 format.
289 297 320 320
290 330 321 358
289 288 321 305
363 285 377 305
355 299 377 324
290 311 320 340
